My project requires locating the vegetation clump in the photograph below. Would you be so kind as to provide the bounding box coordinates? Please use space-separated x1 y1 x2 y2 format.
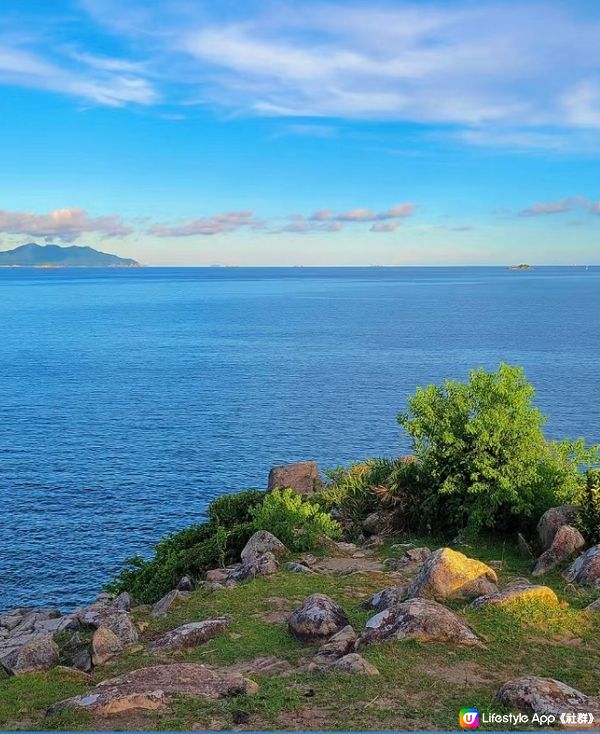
578 469 600 545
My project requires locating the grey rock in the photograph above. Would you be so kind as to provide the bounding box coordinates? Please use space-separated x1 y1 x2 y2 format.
288 594 350 641
71 648 93 673
176 576 194 592
327 653 379 676
149 618 229 652
312 625 357 667
362 511 394 536
92 627 123 666
537 505 579 550
563 544 600 586
228 552 279 582
151 589 188 618
112 592 134 611
9 636 60 675
285 562 314 574
470 581 559 609
497 676 600 727
533 525 585 576
358 598 482 648
241 531 288 563
363 586 407 613
585 599 600 612
79 604 139 645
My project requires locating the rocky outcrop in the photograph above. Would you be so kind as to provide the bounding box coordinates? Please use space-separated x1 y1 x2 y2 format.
149 618 229 653
470 579 560 609
497 676 600 728
537 505 579 550
284 562 314 574
268 461 320 494
112 592 134 611
532 525 585 576
362 511 395 537
0 607 78 674
327 653 379 675
363 586 407 613
288 594 350 641
359 598 481 648
563 544 600 586
405 548 498 601
48 664 259 715
241 531 288 563
92 627 123 666
227 552 280 583
311 625 357 667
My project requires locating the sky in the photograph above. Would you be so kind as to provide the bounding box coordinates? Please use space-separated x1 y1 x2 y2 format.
0 0 599 265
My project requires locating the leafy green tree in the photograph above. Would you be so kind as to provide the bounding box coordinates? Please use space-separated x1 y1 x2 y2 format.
398 364 597 533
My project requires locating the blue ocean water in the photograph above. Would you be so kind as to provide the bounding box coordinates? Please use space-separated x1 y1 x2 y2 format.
1 266 599 612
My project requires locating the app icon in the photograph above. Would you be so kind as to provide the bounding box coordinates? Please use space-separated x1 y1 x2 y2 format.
459 708 480 729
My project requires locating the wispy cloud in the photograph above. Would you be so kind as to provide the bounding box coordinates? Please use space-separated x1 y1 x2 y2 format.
519 197 600 216
0 207 132 242
147 211 262 237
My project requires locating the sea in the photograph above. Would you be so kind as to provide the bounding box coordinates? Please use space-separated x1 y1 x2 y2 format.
1 266 599 612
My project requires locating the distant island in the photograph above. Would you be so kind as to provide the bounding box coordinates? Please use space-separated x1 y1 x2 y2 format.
0 243 140 268
508 263 532 271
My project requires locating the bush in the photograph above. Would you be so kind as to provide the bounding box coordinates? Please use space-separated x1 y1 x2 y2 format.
252 488 341 551
578 469 600 544
398 364 598 534
106 490 265 602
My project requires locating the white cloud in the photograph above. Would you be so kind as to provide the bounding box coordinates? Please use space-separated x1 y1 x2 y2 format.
0 207 133 241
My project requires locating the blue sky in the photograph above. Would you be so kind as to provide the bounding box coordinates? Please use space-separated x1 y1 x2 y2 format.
0 0 599 265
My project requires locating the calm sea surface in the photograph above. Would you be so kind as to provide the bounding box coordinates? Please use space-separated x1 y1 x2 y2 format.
1 266 599 611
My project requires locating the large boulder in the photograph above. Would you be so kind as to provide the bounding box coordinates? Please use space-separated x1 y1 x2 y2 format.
79 605 139 645
497 676 600 729
405 548 498 601
92 626 123 666
288 594 349 641
149 618 229 653
112 592 134 611
327 653 379 676
268 461 320 494
470 579 559 609
533 525 585 576
48 664 259 715
241 531 288 563
8 637 60 675
563 544 600 587
358 598 481 648
227 552 279 583
537 505 579 550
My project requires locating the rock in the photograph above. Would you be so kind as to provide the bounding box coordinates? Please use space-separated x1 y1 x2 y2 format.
92 627 123 666
227 552 279 582
537 505 579 550
96 592 114 604
497 676 600 728
362 535 384 549
48 664 259 715
285 562 314 574
112 592 134 611
205 569 230 584
9 637 60 675
563 544 600 586
224 656 294 677
151 589 188 618
327 653 379 676
406 547 498 601
71 648 93 673
363 586 407 613
10 609 62 636
241 531 288 563
268 461 320 494
288 594 350 641
517 533 534 558
533 525 585 576
312 625 357 667
585 599 600 612
177 576 193 592
79 605 139 646
362 511 394 536
358 598 482 648
149 618 229 652
470 580 559 609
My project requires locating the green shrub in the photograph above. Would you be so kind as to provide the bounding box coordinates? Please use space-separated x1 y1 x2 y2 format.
398 364 598 534
252 488 341 551
578 469 600 544
107 490 265 602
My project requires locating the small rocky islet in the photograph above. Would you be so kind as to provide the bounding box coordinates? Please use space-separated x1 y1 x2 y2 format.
1 461 599 731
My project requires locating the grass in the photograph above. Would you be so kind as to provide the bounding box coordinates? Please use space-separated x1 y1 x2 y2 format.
1 535 598 731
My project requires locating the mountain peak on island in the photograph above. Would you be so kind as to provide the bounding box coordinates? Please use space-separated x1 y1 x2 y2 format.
0 243 140 268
